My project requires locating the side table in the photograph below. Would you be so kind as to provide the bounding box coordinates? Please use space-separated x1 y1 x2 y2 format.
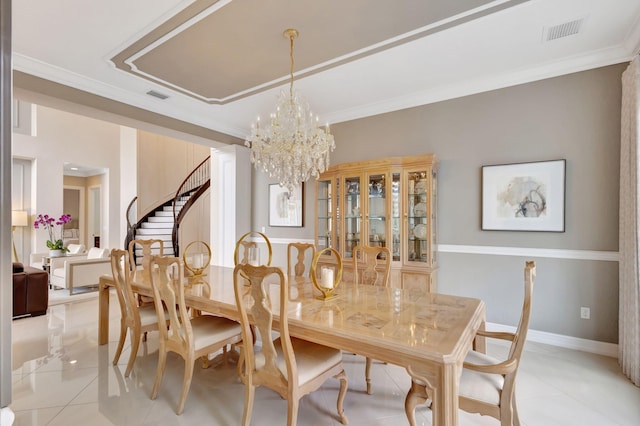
41 256 52 287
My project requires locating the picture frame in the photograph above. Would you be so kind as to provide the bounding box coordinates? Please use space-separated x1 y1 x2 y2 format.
269 183 304 227
482 159 566 232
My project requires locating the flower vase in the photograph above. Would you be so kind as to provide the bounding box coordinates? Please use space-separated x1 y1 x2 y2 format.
49 249 64 257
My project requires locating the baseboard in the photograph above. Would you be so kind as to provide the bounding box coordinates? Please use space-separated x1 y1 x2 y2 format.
487 322 618 358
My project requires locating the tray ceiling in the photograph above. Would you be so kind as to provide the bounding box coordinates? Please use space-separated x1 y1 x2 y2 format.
12 0 640 140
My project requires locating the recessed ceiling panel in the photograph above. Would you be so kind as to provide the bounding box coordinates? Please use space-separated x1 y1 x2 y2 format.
111 0 505 104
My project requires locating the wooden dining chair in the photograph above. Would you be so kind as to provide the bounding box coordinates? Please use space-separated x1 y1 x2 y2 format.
110 249 165 377
287 242 316 278
405 261 536 426
148 255 243 415
352 244 392 394
128 238 164 308
352 244 392 287
128 238 164 285
234 231 273 267
233 263 349 426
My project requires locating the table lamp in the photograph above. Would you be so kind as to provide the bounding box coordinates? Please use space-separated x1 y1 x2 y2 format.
12 210 28 263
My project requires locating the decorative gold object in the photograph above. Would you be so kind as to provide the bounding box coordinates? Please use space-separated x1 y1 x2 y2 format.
182 241 211 277
245 28 335 192
310 247 343 300
233 231 273 267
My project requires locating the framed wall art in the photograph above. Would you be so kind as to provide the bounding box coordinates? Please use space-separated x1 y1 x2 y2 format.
269 183 304 227
482 159 566 232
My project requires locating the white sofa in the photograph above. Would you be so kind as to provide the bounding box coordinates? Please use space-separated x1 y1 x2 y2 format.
29 244 87 270
62 229 80 247
49 247 111 295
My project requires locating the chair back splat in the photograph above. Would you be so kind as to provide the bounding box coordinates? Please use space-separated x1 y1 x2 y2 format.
352 245 391 287
128 238 164 283
287 242 316 278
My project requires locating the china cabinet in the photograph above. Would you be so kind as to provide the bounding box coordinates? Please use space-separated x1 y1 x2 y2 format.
314 154 438 292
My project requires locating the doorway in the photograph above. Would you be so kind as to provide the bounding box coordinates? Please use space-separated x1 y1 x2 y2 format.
63 186 84 247
88 185 101 248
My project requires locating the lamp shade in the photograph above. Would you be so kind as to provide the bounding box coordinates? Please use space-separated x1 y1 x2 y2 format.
12 210 28 227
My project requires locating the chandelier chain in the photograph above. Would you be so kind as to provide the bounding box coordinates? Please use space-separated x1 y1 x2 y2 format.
289 31 295 100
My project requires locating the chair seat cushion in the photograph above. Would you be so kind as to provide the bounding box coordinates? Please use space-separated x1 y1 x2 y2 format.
191 315 242 350
458 350 505 405
139 304 161 327
255 337 343 386
52 267 64 279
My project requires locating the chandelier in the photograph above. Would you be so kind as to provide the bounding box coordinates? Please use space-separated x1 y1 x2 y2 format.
245 28 335 192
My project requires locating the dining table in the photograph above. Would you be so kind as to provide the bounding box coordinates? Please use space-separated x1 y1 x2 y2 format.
98 265 485 426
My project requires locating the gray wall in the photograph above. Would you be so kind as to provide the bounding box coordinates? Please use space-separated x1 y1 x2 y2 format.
333 63 624 343
251 64 624 343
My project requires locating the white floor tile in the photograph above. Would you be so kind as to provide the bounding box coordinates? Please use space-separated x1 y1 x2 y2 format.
8 296 640 426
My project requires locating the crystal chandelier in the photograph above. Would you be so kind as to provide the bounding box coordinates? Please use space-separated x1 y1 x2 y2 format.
245 28 335 192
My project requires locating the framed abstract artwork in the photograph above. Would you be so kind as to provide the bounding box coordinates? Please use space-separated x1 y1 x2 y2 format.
482 159 566 232
269 183 304 227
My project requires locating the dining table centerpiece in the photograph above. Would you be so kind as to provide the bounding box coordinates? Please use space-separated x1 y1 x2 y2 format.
34 213 72 257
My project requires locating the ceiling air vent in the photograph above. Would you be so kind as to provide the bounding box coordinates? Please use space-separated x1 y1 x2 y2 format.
146 90 169 100
544 18 584 42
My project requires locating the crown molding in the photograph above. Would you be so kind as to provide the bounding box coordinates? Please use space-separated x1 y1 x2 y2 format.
12 53 247 139
325 44 634 125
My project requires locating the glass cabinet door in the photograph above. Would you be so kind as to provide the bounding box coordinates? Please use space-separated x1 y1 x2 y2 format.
366 172 387 253
406 169 430 265
316 178 333 250
342 175 362 259
391 172 401 262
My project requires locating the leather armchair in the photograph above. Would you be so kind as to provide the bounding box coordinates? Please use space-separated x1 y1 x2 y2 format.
13 262 48 318
50 247 111 295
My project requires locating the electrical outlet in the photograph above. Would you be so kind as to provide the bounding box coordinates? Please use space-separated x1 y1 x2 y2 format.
580 307 590 320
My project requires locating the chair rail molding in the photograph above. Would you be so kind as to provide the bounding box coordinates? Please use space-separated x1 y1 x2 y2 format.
438 244 619 262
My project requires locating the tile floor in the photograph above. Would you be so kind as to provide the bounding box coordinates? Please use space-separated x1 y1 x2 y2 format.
9 292 640 426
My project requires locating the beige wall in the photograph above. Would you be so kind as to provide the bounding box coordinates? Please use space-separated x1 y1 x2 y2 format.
13 105 122 251
179 191 211 250
137 130 210 219
136 130 211 250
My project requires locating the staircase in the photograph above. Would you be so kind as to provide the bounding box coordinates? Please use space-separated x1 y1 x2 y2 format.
126 156 210 265
131 196 190 261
